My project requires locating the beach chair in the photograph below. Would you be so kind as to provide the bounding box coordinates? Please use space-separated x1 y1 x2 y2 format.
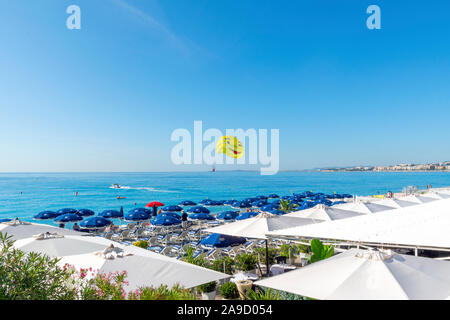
160 246 175 257
241 241 256 253
171 231 189 244
134 228 149 239
112 230 132 242
147 236 159 247
103 231 114 240
227 244 243 258
206 248 222 261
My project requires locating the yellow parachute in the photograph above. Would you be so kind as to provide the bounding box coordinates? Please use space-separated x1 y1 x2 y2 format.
216 136 244 159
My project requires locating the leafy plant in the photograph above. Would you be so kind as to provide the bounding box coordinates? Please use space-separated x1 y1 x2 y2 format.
182 246 210 268
210 256 234 275
133 240 148 249
279 244 297 259
197 281 216 293
0 232 77 300
219 282 239 299
254 247 279 265
235 253 257 271
129 285 197 300
279 199 297 213
309 239 334 263
245 287 280 300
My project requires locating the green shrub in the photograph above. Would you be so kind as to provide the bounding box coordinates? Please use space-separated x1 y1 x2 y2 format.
279 244 297 259
235 253 257 271
133 240 148 249
219 282 239 299
254 247 279 265
129 285 197 300
0 232 77 300
309 239 334 263
245 287 280 300
197 281 216 293
181 246 210 268
210 256 235 275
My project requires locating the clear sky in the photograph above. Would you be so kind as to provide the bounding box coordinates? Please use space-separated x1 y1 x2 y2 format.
1 0 450 172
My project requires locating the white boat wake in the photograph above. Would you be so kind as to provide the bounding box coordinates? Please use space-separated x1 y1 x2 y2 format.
109 185 175 193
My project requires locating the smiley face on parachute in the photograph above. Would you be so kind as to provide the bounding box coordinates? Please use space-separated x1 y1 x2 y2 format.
216 136 244 159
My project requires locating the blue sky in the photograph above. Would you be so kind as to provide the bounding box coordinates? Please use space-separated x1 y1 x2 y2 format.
1 0 450 172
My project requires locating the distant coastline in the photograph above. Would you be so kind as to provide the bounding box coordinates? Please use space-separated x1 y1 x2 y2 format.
317 161 450 172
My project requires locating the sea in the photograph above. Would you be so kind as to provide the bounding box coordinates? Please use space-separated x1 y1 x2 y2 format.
1 171 449 227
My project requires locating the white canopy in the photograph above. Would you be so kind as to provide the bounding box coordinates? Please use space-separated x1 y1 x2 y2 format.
2 222 229 290
399 194 438 204
267 198 450 249
368 198 419 208
204 212 319 240
333 201 395 214
286 204 364 221
0 221 81 240
255 248 450 300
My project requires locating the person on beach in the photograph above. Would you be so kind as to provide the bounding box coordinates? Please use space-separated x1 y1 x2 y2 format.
72 223 80 231
58 223 64 229
181 210 188 230
105 221 118 232
157 208 162 215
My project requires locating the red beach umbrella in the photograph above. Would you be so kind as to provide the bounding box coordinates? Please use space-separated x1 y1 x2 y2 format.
145 201 165 208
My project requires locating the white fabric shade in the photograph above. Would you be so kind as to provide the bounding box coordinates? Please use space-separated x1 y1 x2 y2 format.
332 201 395 214
204 212 320 239
286 204 365 221
267 198 450 249
2 222 229 290
369 198 419 208
0 222 81 240
255 248 450 300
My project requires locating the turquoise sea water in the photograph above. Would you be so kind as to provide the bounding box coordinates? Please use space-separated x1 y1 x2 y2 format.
1 171 450 227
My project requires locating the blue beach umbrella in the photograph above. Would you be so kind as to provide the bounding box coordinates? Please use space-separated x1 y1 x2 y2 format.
235 211 259 220
260 204 280 212
179 200 197 206
203 200 222 207
331 201 347 206
243 197 258 203
314 199 332 206
232 201 252 209
76 209 95 217
54 214 82 223
34 211 59 220
159 212 181 219
80 217 111 229
129 208 153 215
201 233 246 248
189 212 216 221
269 199 281 205
269 209 286 215
268 194 280 199
187 206 210 214
56 208 78 216
299 201 315 210
256 195 268 200
222 200 236 206
216 211 240 220
124 210 151 222
151 215 181 226
199 199 210 205
0 218 12 223
161 205 183 212
99 210 123 219
252 200 268 208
